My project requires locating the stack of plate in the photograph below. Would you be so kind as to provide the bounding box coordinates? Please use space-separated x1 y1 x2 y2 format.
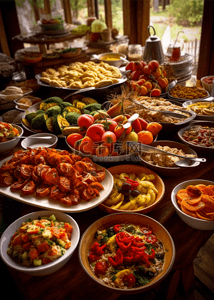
164 54 194 83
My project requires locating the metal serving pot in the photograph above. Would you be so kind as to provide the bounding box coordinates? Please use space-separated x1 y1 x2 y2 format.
143 25 165 64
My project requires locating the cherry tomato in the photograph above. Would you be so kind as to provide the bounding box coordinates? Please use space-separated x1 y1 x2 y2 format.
141 227 152 235
145 234 157 244
122 274 136 287
136 79 146 86
94 261 109 276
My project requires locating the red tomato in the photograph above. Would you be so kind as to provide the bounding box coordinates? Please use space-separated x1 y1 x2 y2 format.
67 133 83 148
138 85 148 96
90 32 101 42
131 81 139 91
151 88 161 97
151 68 161 79
158 77 168 89
138 74 148 81
148 60 159 71
144 81 153 90
125 61 135 71
99 119 117 132
140 61 147 68
86 124 105 142
136 79 146 86
130 69 142 81
94 261 109 276
122 274 136 287
102 131 117 147
145 234 157 244
77 114 94 128
143 65 152 76
132 61 144 71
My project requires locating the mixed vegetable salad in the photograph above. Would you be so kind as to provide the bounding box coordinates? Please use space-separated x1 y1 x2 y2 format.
0 121 19 142
88 223 165 289
7 214 72 267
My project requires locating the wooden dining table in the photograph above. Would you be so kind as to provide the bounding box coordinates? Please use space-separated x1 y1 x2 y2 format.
0 128 213 300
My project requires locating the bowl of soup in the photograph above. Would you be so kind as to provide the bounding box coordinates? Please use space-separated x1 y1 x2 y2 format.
95 52 128 68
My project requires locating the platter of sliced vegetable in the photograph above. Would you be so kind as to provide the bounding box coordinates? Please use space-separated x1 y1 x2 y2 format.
0 148 114 213
21 96 103 137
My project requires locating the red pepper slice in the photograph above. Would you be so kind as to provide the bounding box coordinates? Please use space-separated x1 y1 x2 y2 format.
90 241 106 255
146 248 155 259
132 236 145 247
113 224 121 233
90 241 100 252
96 244 106 255
88 252 101 262
108 248 123 266
145 234 157 244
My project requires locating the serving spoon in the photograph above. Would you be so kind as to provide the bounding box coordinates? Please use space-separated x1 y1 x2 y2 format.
126 142 206 167
9 136 53 139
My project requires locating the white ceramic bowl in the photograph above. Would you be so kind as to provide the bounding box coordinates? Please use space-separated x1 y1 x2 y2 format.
0 210 80 276
201 76 214 94
171 179 214 230
95 52 128 68
21 132 58 149
0 124 24 154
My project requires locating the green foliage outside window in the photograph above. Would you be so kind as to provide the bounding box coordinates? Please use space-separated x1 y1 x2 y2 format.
168 0 204 26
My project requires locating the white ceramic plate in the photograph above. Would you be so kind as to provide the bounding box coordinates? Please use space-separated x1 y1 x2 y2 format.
21 133 58 149
0 155 114 213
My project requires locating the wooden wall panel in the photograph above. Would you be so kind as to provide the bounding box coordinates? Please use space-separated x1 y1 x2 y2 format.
104 0 112 29
0 7 10 57
123 0 150 45
137 0 150 46
62 0 72 24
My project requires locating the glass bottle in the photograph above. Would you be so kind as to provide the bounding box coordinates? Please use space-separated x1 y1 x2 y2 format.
128 44 143 61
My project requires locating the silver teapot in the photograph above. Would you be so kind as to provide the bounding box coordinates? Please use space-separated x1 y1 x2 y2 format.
143 25 164 64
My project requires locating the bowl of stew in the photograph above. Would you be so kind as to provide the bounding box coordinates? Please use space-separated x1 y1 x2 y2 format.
201 76 214 94
177 120 214 154
79 213 175 293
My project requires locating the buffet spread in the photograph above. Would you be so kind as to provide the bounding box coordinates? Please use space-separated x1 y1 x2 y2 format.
0 49 214 296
